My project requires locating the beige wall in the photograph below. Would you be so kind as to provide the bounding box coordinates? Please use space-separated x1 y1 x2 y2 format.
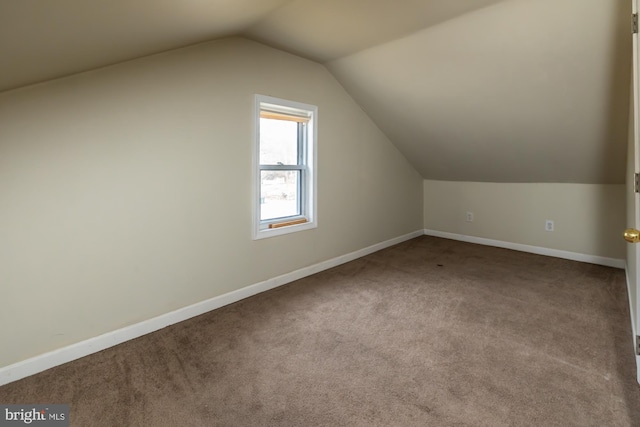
424 180 625 259
0 37 423 368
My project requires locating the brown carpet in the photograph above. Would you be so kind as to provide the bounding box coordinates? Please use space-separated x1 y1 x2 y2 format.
1 236 639 426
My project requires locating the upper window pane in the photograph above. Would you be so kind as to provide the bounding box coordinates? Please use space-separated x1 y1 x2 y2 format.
259 118 298 165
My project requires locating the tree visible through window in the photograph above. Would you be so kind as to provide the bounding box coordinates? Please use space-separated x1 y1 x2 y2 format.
254 95 317 239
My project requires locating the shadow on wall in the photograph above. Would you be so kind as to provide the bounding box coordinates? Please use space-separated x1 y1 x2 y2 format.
590 185 627 260
594 0 632 258
600 0 632 175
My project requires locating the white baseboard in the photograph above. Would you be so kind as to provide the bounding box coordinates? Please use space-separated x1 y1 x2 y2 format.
424 229 625 269
0 230 423 387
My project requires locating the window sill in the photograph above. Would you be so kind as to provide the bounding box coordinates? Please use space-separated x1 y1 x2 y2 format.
253 219 316 240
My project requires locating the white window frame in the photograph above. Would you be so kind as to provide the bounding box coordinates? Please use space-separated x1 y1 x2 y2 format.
253 95 317 240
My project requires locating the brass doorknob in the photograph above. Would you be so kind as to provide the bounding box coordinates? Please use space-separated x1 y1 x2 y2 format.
624 228 640 243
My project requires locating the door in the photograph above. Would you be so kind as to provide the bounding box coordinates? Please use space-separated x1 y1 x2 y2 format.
627 0 640 385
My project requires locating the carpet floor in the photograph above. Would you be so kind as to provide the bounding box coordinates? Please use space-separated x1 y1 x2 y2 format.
1 236 639 426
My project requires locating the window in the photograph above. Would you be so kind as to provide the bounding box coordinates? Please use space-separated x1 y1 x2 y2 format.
253 95 317 239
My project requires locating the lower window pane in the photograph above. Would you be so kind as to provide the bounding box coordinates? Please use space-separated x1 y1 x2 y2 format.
260 170 300 221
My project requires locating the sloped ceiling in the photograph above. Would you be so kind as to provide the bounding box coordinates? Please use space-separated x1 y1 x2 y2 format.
0 0 290 92
327 0 631 183
0 0 631 184
246 0 505 62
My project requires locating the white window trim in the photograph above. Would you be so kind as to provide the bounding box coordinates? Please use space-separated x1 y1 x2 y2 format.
253 95 318 240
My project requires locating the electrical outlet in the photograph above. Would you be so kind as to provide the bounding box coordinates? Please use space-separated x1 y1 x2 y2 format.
466 211 474 222
545 220 554 232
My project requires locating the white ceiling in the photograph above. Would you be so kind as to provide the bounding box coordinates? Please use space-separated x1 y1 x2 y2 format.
0 0 289 92
327 0 631 183
0 0 502 92
246 0 505 62
0 0 631 183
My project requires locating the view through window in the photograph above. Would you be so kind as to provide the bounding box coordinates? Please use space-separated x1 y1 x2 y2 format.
259 118 301 221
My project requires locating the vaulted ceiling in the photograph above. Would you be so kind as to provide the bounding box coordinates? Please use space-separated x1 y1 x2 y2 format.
0 0 631 183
